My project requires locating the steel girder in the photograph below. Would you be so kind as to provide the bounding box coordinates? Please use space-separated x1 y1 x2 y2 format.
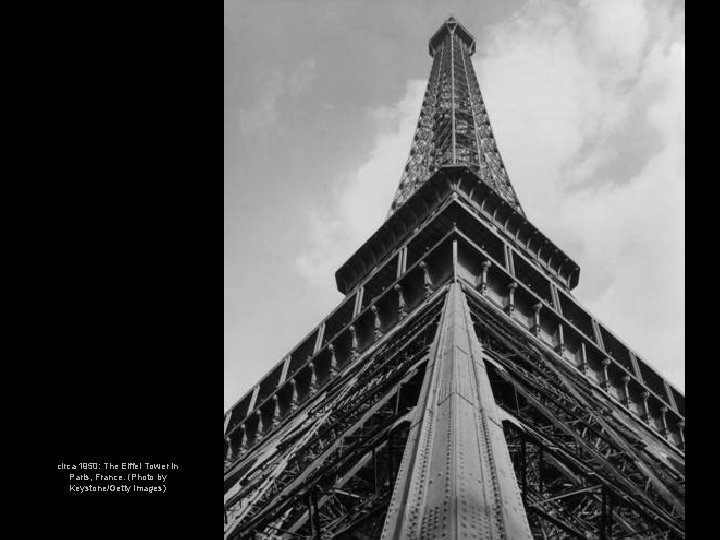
225 290 447 539
464 285 685 539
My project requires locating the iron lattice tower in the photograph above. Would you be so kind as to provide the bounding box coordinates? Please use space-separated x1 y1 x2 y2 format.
389 18 522 218
224 17 685 540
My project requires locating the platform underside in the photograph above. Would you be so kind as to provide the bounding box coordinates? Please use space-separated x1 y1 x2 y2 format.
224 277 683 539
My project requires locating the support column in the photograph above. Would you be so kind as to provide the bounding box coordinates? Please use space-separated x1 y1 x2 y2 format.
328 344 338 376
395 283 407 321
592 319 605 351
555 323 566 356
353 287 364 318
659 405 669 438
288 378 299 413
531 302 542 337
628 350 644 382
504 244 516 276
579 342 588 375
279 354 291 386
640 390 651 423
247 385 260 420
237 429 247 457
600 358 611 390
255 409 264 439
371 305 382 340
308 362 319 392
270 394 281 429
677 420 685 450
621 375 631 407
313 323 325 355
419 260 433 298
225 436 233 463
663 380 678 412
223 411 231 435
381 283 532 540
478 260 491 295
349 325 359 360
396 247 407 279
505 281 518 314
550 283 562 315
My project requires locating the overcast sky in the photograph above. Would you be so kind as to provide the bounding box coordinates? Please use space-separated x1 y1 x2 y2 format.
224 0 685 411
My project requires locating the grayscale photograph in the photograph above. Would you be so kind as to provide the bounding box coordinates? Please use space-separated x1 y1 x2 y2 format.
224 1 685 538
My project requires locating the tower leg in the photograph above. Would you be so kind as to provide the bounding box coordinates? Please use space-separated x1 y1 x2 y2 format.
380 283 532 540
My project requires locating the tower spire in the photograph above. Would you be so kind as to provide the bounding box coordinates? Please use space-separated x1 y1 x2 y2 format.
389 17 523 217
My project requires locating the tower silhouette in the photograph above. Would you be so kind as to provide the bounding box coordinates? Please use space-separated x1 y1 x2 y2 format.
224 17 685 540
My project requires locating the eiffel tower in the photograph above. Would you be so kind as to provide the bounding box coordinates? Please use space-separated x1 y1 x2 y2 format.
224 17 685 540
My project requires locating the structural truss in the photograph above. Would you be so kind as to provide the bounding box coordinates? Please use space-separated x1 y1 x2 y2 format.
389 17 523 217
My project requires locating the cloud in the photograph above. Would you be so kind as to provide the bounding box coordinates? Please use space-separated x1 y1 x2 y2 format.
228 57 318 137
295 0 684 389
295 80 426 291
580 0 650 72
477 0 684 389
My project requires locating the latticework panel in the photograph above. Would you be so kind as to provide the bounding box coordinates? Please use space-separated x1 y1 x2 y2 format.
225 291 448 539
465 287 685 539
389 18 523 217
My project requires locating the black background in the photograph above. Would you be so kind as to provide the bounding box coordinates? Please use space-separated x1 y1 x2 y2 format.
12 3 218 538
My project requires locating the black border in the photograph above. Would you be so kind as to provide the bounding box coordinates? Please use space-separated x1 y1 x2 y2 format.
15 4 218 537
